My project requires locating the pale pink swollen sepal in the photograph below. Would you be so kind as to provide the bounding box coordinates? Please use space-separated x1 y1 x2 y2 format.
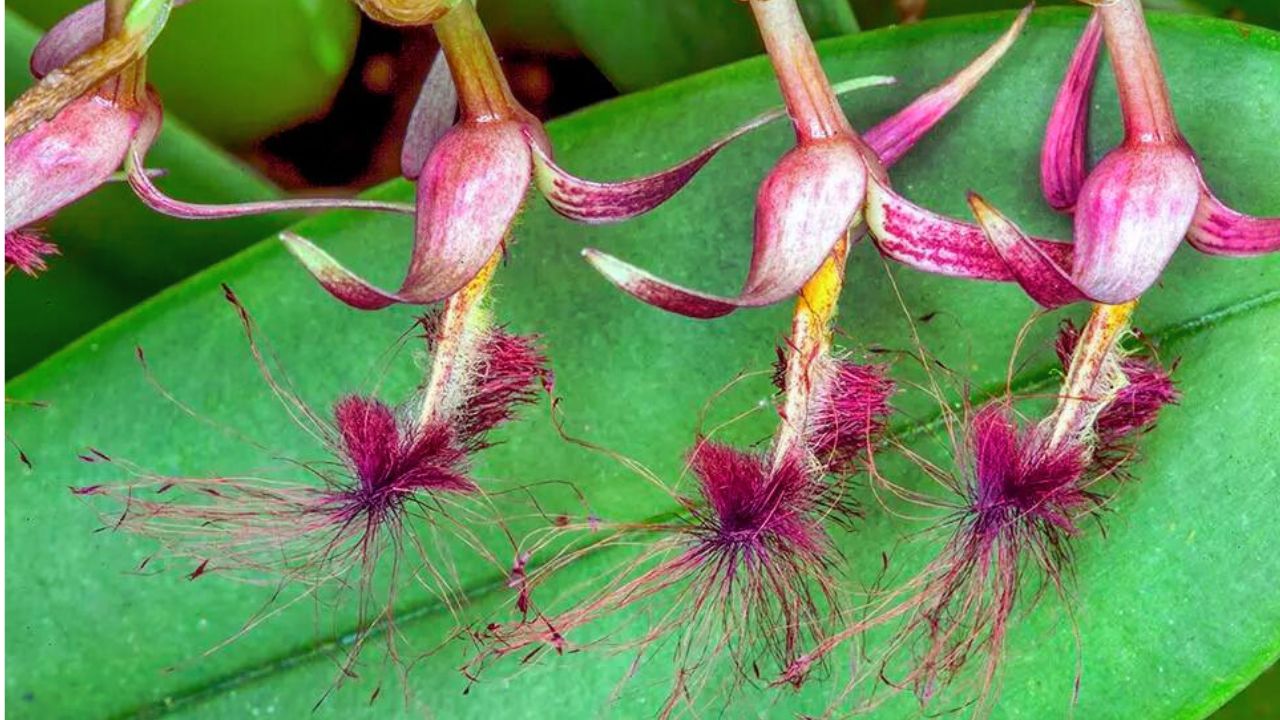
281 0 874 311
875 1 1279 308
583 3 1035 319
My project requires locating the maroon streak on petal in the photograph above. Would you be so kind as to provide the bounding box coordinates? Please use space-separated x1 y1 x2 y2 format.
864 175 1072 281
968 192 1088 308
1186 183 1280 256
863 5 1031 168
125 96 415 219
1071 144 1199 303
401 48 458 181
396 121 532 303
582 138 866 318
531 110 780 225
5 94 140 231
532 76 893 225
1040 10 1103 213
279 232 400 311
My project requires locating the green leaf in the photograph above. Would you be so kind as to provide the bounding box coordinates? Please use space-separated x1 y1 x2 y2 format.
852 0 1280 30
544 0 860 90
9 0 361 145
5 11 298 375
1214 663 1280 719
6 9 1279 719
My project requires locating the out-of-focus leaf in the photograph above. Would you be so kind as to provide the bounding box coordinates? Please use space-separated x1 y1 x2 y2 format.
10 0 361 145
546 0 860 90
5 9 1279 720
480 0 579 56
5 11 298 374
1214 663 1280 720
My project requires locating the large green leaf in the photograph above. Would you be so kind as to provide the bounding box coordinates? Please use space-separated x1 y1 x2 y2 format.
9 0 360 146
1214 663 1280 719
5 11 298 376
545 0 860 90
852 0 1280 30
5 9 1279 719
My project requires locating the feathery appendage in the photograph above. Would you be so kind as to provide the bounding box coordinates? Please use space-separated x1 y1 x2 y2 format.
467 436 859 716
72 285 550 701
780 323 1176 715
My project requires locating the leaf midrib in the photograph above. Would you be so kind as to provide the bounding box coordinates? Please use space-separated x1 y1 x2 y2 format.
118 287 1280 719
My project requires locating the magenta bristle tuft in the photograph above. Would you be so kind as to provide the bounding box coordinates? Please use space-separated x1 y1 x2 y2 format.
1056 320 1178 454
880 404 1096 707
808 360 894 474
454 328 550 450
5 229 59 276
334 395 477 502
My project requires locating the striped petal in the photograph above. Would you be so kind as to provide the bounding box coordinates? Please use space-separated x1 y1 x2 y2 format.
1186 182 1280 256
1040 10 1103 213
863 5 1030 167
864 174 1072 281
967 193 1087 308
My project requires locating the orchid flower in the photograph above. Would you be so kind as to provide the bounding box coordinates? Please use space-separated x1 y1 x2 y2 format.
75 282 552 695
581 0 1037 319
4 0 168 276
5 0 414 277
869 1 1278 310
280 0 891 311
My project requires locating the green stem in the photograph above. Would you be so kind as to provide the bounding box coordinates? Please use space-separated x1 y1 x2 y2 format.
434 0 517 122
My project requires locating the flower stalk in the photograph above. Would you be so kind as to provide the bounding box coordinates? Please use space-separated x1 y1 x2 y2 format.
1044 300 1137 451
772 232 850 471
417 248 503 429
434 0 518 123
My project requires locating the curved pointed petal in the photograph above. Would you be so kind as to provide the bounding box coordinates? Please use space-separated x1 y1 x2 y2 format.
397 120 532 302
5 94 140 231
863 5 1030 167
1041 10 1103 213
125 97 415 219
1186 183 1280 256
864 174 1072 280
279 232 400 311
1072 144 1199 303
967 193 1088 308
535 76 893 224
581 250 739 319
401 48 458 180
582 139 865 318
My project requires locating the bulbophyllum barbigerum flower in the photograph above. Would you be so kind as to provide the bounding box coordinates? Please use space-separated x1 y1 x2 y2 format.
866 0 1279 310
74 283 553 697
4 0 169 275
578 0 1035 319
5 0 415 277
280 0 892 310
